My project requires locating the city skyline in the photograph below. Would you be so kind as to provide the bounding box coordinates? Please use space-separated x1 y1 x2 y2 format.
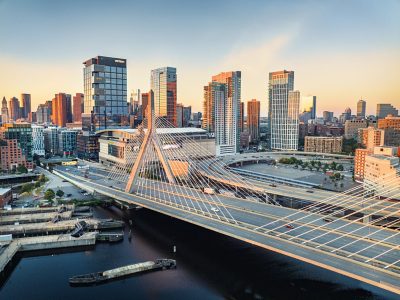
1 0 399 116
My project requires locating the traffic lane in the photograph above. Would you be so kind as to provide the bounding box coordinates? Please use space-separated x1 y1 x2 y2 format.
132 182 400 267
150 180 400 246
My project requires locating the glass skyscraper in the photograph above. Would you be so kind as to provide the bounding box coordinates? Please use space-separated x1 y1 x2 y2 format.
268 70 299 151
150 67 177 126
212 71 241 156
82 56 128 131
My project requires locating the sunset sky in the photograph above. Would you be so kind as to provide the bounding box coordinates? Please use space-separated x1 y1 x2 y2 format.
0 0 399 116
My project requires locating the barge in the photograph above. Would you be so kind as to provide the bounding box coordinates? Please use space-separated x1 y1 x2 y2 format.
69 259 176 285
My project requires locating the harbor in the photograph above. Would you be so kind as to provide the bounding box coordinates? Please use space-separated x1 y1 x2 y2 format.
0 204 125 274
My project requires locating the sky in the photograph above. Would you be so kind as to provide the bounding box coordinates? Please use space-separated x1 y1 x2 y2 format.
0 0 399 117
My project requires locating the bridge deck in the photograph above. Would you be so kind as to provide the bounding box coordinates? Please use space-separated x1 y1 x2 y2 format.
54 166 400 295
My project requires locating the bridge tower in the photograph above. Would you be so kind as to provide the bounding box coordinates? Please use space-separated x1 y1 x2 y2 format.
125 91 176 193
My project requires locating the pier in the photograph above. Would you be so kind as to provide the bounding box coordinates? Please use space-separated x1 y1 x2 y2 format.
0 233 97 273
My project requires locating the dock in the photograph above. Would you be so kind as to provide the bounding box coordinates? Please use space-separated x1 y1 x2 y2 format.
0 211 73 226
0 232 97 273
0 205 75 216
0 218 124 236
69 259 176 285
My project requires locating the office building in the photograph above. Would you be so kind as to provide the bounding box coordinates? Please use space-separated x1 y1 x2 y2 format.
322 111 334 122
239 101 245 133
73 93 84 122
176 103 184 127
364 146 400 200
9 97 20 121
150 67 177 126
0 139 29 172
212 71 241 155
20 93 31 119
98 128 214 166
77 131 99 161
376 104 398 119
357 99 366 118
304 136 343 154
344 119 367 139
0 123 32 161
64 94 72 123
354 148 370 181
82 56 128 131
31 124 45 156
358 126 384 151
43 127 59 155
51 93 68 127
378 115 400 146
247 99 260 143
1 97 9 124
301 95 317 119
202 83 217 133
58 129 78 156
268 70 299 151
36 103 51 124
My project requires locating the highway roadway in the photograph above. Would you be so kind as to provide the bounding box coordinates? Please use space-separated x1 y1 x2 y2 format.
53 165 400 295
197 158 400 218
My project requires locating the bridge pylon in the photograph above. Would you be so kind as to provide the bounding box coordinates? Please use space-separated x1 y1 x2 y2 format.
125 92 176 193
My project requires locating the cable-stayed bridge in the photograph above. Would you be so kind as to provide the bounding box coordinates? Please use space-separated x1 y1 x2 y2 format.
54 108 400 295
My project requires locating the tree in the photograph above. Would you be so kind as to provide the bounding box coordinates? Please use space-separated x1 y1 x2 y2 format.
337 164 344 171
34 181 41 188
38 174 48 183
44 189 55 201
56 189 64 197
17 165 28 173
21 183 34 193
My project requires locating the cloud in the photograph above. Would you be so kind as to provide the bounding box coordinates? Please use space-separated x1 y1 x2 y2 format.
217 34 294 115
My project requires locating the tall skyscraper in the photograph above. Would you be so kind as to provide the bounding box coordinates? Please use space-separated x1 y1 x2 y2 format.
239 102 245 133
176 103 184 127
268 70 299 150
212 71 241 155
66 94 72 123
82 56 128 131
51 93 68 127
202 83 216 133
140 92 150 121
376 104 398 119
247 99 260 143
357 99 366 118
73 93 84 122
21 93 31 119
36 104 50 124
150 67 177 126
301 95 317 119
1 97 9 123
9 97 20 121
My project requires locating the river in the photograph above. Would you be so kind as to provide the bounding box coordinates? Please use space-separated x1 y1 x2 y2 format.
0 206 397 299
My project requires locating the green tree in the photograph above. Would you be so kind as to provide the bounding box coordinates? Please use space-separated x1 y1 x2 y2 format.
337 164 344 171
56 189 64 197
17 165 28 173
44 189 55 201
34 181 41 188
21 183 34 193
38 174 48 183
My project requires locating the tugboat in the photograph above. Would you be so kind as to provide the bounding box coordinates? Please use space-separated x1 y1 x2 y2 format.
69 259 176 286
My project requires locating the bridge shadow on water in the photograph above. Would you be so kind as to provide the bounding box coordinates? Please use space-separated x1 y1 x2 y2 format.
108 206 396 300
